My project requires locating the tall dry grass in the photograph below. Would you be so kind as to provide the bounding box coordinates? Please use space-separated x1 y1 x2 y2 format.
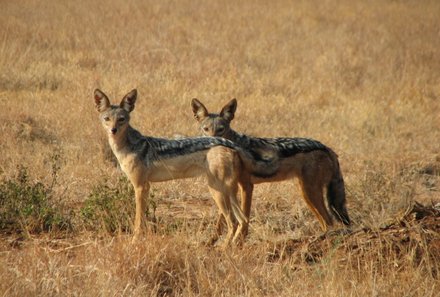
0 0 439 296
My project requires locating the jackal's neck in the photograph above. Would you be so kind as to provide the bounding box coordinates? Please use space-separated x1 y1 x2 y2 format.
223 129 248 146
108 125 141 154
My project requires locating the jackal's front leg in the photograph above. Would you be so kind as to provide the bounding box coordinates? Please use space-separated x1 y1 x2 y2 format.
133 182 150 242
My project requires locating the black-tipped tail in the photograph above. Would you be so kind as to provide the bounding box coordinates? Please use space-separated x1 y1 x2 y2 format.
327 176 351 226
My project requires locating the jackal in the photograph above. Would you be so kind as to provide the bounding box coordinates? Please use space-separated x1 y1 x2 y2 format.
191 98 351 236
93 89 249 247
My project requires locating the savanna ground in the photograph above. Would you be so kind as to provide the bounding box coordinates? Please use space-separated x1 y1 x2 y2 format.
1 0 440 296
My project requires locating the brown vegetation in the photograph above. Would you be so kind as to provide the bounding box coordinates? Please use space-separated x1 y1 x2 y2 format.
0 0 439 296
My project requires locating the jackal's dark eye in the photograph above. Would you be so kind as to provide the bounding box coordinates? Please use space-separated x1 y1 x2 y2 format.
203 127 209 132
104 116 110 121
217 126 225 133
118 117 125 122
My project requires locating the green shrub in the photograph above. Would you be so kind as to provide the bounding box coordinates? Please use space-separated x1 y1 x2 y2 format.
0 166 71 234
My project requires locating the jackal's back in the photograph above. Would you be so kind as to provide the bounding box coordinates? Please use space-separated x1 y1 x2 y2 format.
230 131 328 160
133 133 241 162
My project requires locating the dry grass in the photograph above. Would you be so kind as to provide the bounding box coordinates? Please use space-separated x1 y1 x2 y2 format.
0 0 439 296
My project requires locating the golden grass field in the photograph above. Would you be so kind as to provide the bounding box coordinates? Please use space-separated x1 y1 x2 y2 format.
1 0 439 296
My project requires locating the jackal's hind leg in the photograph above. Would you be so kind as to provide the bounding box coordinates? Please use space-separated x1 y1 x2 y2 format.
239 179 253 238
208 186 237 248
208 180 253 245
297 178 333 232
205 214 225 246
231 194 249 245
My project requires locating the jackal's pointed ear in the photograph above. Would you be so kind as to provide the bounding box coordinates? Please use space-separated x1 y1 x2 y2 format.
94 89 111 112
191 98 208 122
120 89 137 112
220 98 237 122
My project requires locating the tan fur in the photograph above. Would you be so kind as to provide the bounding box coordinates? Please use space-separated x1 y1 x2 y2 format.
94 89 247 247
191 98 350 237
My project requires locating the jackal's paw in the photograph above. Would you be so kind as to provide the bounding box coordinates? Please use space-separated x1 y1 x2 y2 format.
131 230 145 244
131 234 140 244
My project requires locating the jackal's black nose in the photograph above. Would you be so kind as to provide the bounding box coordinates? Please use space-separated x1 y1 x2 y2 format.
111 128 117 134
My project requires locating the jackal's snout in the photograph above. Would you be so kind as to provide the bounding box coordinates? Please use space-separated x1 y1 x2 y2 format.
111 127 117 134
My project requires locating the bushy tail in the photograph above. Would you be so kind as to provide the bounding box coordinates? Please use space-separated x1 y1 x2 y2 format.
327 151 351 226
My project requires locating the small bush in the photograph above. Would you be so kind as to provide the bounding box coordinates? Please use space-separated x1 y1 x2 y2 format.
0 166 71 234
80 176 156 234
